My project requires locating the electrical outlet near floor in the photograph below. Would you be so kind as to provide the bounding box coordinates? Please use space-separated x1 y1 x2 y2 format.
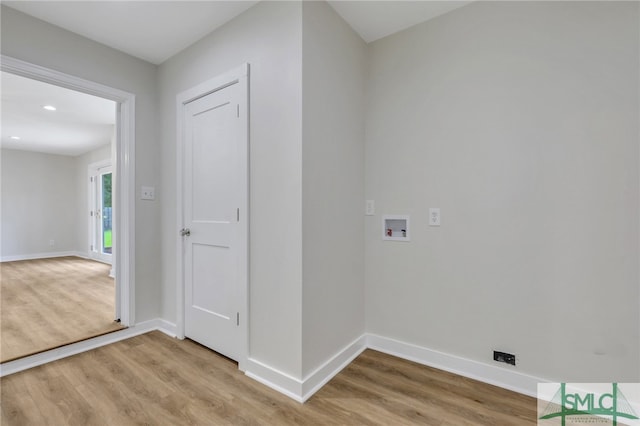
493 350 516 366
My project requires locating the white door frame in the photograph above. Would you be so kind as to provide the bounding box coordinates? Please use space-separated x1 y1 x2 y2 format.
1 55 136 326
176 64 249 370
88 160 113 265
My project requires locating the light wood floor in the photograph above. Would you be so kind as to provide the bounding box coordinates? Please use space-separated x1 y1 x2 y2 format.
1 256 124 363
0 331 537 425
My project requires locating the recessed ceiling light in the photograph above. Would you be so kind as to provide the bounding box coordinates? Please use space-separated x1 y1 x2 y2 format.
10 136 21 140
43 105 57 111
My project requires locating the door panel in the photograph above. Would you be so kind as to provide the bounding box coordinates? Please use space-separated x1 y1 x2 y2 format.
192 102 235 222
183 82 244 361
192 244 232 318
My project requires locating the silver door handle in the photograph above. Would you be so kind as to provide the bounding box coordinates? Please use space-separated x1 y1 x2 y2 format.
180 228 191 237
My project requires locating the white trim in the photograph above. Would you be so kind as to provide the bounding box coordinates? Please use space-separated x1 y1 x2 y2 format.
152 318 179 337
175 63 250 367
301 335 367 401
0 55 136 328
245 358 305 403
245 332 546 402
244 335 367 403
366 334 546 398
115 90 136 327
0 319 177 377
87 160 113 265
1 251 85 262
243 332 547 402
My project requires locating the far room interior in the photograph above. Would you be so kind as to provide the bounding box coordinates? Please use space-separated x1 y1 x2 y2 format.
0 1 638 424
0 72 124 362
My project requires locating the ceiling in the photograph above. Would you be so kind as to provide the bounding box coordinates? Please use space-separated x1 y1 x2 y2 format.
1 1 471 157
3 1 261 65
1 72 116 157
328 1 471 43
3 1 472 65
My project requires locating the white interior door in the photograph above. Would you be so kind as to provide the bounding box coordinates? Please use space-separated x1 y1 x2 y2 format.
182 79 247 362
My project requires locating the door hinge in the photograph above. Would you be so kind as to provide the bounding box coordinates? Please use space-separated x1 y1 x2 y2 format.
91 245 94 251
237 208 240 222
236 312 239 326
237 104 240 118
90 210 93 217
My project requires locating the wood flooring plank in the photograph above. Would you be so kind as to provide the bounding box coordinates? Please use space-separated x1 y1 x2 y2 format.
0 331 538 425
0 391 47 426
340 350 535 425
1 257 124 362
74 384 131 426
317 372 451 424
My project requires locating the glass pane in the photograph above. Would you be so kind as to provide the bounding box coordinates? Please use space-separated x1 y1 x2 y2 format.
102 172 112 254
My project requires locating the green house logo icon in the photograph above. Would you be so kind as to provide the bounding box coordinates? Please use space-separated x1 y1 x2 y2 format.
539 383 639 425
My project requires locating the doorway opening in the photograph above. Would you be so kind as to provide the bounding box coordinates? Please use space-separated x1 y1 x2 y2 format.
0 55 135 363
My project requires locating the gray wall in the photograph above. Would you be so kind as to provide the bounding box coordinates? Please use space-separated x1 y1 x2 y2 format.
1 6 161 322
301 1 366 377
1 143 112 260
365 1 639 382
158 1 304 377
3 0 638 389
1 149 77 257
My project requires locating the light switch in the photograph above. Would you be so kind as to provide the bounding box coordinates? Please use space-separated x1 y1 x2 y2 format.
141 186 155 200
429 208 441 226
365 200 375 216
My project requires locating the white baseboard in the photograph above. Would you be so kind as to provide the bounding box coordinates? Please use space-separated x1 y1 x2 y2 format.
301 335 367 401
0 318 178 377
1 251 84 262
214 332 547 402
153 318 178 337
245 358 305 402
245 333 545 402
245 334 367 403
366 333 545 398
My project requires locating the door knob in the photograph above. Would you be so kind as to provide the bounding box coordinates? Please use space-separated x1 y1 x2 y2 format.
180 228 191 237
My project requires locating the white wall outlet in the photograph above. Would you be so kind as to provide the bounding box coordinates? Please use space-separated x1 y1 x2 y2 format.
365 200 375 216
141 186 155 200
49 239 55 246
429 208 441 226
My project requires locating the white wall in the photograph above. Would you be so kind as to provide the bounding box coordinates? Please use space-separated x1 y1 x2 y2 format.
74 142 113 255
3 0 637 396
1 143 112 260
158 1 304 377
301 1 366 377
365 1 639 382
1 6 161 322
1 149 77 258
